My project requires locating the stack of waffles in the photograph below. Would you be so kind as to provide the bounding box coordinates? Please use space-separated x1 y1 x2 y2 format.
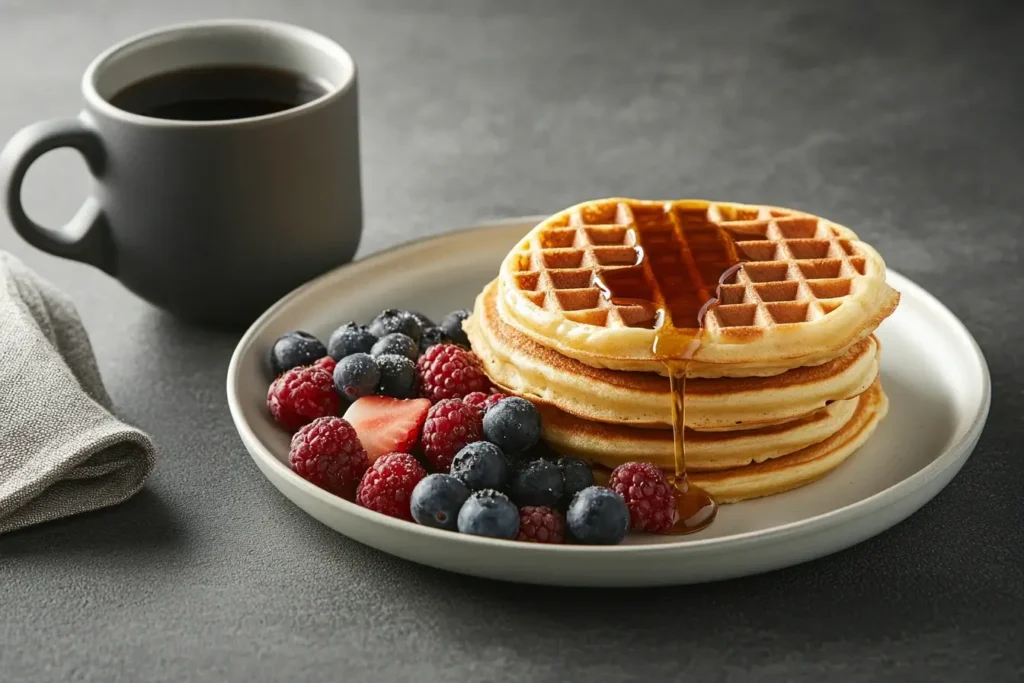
465 198 900 503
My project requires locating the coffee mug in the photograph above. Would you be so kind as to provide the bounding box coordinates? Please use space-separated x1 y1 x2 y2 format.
0 19 362 327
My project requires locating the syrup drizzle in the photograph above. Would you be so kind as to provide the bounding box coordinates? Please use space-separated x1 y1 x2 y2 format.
592 205 747 534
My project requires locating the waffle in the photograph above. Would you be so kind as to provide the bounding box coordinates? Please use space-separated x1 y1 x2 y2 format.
497 198 900 374
467 279 880 428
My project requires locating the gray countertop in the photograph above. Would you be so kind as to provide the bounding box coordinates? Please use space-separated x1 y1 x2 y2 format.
2 1 1022 681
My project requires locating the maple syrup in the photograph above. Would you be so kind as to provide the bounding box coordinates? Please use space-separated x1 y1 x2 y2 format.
593 204 746 534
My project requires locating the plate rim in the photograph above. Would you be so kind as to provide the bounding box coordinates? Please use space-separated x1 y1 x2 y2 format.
226 216 992 556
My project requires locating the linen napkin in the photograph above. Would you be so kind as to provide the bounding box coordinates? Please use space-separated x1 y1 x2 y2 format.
0 252 155 533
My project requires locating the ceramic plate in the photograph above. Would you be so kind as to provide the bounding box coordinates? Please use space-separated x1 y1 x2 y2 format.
226 218 990 587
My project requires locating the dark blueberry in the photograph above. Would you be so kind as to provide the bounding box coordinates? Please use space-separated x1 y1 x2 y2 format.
439 309 471 347
457 489 519 539
268 331 327 375
327 322 377 360
558 456 595 504
509 458 564 508
376 354 418 399
410 474 470 531
368 309 422 344
418 326 451 354
370 332 418 361
451 441 509 491
566 486 629 545
482 397 542 454
332 353 380 401
408 311 435 329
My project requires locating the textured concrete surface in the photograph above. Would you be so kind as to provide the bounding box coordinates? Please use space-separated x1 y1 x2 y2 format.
1 1 1022 681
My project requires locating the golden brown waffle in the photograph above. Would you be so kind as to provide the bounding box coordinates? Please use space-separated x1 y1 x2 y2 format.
497 198 900 374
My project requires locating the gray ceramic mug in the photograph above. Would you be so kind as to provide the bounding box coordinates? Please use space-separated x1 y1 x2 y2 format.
0 20 362 327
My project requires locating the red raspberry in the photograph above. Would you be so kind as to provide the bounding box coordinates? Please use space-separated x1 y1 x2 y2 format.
355 453 427 521
420 399 483 472
463 391 510 418
416 344 491 402
289 417 368 500
608 461 678 533
516 506 565 544
314 356 337 375
267 365 340 431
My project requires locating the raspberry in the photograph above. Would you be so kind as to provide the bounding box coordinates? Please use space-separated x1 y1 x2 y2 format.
267 365 340 432
463 391 509 418
416 344 490 402
516 506 565 544
289 417 368 500
608 461 678 533
421 399 483 472
314 356 337 375
356 453 427 521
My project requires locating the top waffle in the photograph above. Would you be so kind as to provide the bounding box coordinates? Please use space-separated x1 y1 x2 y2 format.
496 198 900 375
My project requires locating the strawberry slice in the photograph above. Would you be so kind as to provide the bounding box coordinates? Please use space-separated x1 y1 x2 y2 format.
343 396 431 463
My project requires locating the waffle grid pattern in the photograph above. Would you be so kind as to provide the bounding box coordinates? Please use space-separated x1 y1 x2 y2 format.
508 200 870 339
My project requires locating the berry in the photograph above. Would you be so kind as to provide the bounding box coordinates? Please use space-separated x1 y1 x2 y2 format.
371 332 418 361
327 322 377 360
516 506 565 544
463 391 509 418
482 397 542 454
439 309 471 347
457 489 519 539
509 458 564 507
368 309 422 345
344 395 431 462
289 417 368 500
375 354 418 398
356 453 427 521
451 441 509 491
566 487 630 545
408 311 435 329
418 326 451 355
416 344 490 402
333 353 380 401
608 462 678 533
267 366 340 431
410 473 470 530
269 331 327 375
558 456 595 505
314 356 337 375
421 399 483 471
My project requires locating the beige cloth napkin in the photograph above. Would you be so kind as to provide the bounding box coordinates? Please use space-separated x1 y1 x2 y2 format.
0 252 155 533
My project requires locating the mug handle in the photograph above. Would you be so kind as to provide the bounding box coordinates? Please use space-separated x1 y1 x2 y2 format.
0 116 116 274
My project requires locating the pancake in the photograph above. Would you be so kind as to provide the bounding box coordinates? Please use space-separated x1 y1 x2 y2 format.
468 279 879 429
540 395 860 472
589 381 889 503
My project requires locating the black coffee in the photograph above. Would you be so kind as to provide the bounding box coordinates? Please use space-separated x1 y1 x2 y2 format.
109 65 330 121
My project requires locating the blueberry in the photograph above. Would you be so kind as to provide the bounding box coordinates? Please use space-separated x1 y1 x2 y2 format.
457 489 519 539
418 326 451 354
451 441 509 491
566 487 629 545
368 309 422 345
268 331 326 375
483 397 542 454
439 309 471 347
558 456 595 504
370 332 418 361
327 322 377 360
376 354 418 399
333 353 380 401
408 311 435 329
509 458 564 507
411 474 470 531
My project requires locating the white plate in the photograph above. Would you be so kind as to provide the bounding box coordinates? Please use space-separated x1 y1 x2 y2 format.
226 218 991 587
